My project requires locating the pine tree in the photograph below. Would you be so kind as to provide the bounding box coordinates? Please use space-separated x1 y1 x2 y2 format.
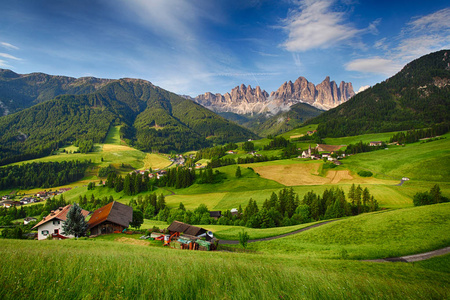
235 166 242 178
355 185 362 214
123 174 131 195
362 188 370 212
348 184 356 206
62 203 88 238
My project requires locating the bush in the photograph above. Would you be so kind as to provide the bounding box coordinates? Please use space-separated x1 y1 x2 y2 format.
358 170 373 177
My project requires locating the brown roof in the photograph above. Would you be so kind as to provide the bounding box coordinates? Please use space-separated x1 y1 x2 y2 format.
316 144 345 152
167 221 207 236
88 201 133 229
32 205 90 229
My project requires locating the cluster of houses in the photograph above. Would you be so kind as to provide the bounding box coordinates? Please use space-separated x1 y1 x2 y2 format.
32 201 133 240
130 169 168 179
0 188 73 209
299 144 345 165
31 201 219 251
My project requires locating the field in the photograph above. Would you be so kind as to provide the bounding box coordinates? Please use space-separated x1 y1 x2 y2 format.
251 161 358 185
142 153 172 170
103 125 124 145
247 203 450 259
1 203 449 299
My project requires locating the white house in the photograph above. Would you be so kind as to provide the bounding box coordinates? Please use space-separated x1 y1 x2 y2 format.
32 205 90 240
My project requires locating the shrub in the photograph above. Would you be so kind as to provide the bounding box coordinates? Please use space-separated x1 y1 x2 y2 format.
358 170 373 177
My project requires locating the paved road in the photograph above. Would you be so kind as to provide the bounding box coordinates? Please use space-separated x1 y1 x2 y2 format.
366 246 450 263
219 220 338 245
218 220 450 263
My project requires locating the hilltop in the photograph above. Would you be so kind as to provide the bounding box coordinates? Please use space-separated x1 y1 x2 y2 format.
307 50 450 137
0 77 258 165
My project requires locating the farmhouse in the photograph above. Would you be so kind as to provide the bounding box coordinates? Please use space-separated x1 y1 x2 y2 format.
24 217 37 225
20 197 36 205
166 221 217 251
0 200 21 208
369 141 383 146
209 211 222 219
88 201 133 236
32 205 90 240
167 221 207 237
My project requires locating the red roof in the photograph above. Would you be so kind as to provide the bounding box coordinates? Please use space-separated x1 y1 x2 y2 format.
87 201 133 229
32 205 90 229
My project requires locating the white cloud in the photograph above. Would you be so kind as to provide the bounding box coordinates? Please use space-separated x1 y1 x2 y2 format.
281 0 361 52
408 8 450 32
0 59 11 68
1 42 19 50
292 53 302 67
115 0 219 43
394 8 450 61
357 85 370 93
347 8 450 78
345 57 402 76
0 53 21 60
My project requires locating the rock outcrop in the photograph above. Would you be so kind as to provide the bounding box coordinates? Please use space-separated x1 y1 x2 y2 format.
193 76 354 115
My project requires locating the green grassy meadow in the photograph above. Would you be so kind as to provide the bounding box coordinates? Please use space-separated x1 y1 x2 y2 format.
1 203 449 299
246 203 450 259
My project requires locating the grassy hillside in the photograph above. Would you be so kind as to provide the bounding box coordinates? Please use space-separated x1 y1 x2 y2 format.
247 202 450 259
0 77 258 165
342 133 450 182
1 203 449 299
307 50 450 137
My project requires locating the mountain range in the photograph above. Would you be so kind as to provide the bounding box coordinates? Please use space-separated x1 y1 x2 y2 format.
191 76 354 115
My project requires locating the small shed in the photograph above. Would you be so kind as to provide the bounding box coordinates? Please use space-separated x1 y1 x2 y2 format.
88 201 133 235
209 211 222 219
167 221 207 237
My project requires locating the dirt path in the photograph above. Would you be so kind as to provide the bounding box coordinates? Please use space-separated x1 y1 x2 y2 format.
219 220 338 245
366 246 450 263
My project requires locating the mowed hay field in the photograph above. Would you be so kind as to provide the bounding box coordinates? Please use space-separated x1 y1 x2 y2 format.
142 153 172 170
250 161 393 186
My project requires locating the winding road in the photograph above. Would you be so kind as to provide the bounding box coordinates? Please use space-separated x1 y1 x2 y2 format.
218 220 450 262
218 220 337 245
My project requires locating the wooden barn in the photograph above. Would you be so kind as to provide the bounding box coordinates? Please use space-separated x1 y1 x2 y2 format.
167 221 207 237
166 221 217 251
88 201 133 235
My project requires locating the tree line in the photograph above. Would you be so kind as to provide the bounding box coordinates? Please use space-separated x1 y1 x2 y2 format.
102 166 196 196
390 123 449 144
0 160 90 190
413 185 448 206
231 185 378 228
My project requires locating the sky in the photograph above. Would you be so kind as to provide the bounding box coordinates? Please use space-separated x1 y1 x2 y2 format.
1 0 449 96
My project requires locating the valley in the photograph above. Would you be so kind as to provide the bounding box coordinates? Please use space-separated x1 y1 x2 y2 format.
0 49 449 299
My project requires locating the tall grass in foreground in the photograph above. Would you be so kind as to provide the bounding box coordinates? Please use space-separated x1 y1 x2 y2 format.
0 239 449 300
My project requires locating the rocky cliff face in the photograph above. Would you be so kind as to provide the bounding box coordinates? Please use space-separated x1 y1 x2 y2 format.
193 76 354 115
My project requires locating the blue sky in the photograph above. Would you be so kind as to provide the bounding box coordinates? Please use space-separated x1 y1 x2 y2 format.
1 0 449 96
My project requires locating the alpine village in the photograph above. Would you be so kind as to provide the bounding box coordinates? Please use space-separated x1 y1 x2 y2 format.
0 2 449 299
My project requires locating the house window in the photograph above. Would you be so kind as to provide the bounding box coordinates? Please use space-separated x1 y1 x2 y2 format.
42 230 49 236
53 220 60 225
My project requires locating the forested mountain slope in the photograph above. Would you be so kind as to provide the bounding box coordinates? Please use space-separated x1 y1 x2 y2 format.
308 50 450 137
0 69 113 116
0 78 257 165
252 103 323 136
